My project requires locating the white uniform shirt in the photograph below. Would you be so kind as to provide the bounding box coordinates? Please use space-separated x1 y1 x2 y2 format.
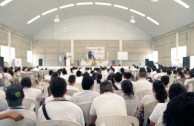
45 95 72 103
90 92 127 118
184 78 194 92
0 98 8 112
133 78 152 93
115 82 121 90
141 94 156 106
72 90 99 105
76 77 83 84
23 88 42 101
67 85 80 92
149 103 168 123
38 101 85 126
0 108 37 121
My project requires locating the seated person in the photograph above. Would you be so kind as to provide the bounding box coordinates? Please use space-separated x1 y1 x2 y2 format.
21 77 42 101
89 81 127 125
72 76 99 105
43 70 53 82
0 84 36 121
76 71 83 84
113 72 123 90
161 75 170 91
67 75 79 92
38 77 84 126
121 80 139 100
149 83 186 126
163 92 194 126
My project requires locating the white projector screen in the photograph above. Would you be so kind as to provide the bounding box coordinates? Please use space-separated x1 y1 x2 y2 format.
117 52 128 60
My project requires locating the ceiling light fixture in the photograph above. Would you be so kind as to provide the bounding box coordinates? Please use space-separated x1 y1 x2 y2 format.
174 0 190 8
76 2 93 6
42 8 58 16
130 16 136 24
150 0 159 2
59 4 74 9
147 16 160 25
95 2 112 6
113 4 128 10
54 15 60 23
27 15 41 24
130 9 146 17
0 0 12 6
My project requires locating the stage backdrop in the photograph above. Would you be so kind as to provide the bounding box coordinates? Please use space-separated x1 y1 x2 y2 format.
86 47 105 60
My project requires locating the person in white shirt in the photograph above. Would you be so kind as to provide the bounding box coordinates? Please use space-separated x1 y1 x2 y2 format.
38 77 85 126
123 72 133 82
21 77 42 101
72 76 99 105
89 81 127 125
113 72 123 90
149 83 186 126
67 75 79 92
43 70 53 82
184 70 194 92
60 69 69 82
45 95 72 103
76 71 83 84
133 70 152 93
161 75 170 91
0 84 37 122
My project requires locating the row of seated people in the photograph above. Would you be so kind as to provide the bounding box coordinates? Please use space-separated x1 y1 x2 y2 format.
0 65 194 126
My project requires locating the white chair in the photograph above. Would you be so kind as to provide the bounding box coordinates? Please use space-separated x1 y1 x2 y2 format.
156 121 164 126
144 101 158 126
136 90 153 100
78 103 92 126
114 90 122 95
96 116 139 126
2 77 11 87
22 99 39 114
0 118 35 126
125 100 141 116
66 90 79 96
37 120 81 126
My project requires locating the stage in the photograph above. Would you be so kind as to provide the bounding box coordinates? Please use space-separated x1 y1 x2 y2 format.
80 60 109 66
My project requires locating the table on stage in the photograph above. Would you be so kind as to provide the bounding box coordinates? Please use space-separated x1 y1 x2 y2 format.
80 60 109 66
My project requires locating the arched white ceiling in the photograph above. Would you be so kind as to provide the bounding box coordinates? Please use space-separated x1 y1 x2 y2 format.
0 0 194 37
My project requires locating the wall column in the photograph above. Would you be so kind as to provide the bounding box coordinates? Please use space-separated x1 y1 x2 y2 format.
119 40 123 65
176 32 179 59
71 40 74 65
8 31 11 67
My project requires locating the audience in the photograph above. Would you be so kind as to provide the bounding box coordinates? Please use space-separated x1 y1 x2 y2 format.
161 76 170 91
38 77 84 126
67 75 79 92
121 80 138 100
113 72 123 90
89 81 127 125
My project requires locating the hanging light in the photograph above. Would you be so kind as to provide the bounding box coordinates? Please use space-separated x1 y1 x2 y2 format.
130 16 136 23
54 15 60 23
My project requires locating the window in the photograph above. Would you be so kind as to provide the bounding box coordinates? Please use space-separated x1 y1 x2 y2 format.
1 45 15 62
171 46 187 66
153 51 158 63
27 51 32 63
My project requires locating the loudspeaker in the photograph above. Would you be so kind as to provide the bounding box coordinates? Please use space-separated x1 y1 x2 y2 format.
0 57 4 68
38 59 43 66
183 57 190 69
145 59 149 66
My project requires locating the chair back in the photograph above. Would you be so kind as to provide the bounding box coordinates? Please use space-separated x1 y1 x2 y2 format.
0 118 35 126
144 101 158 126
125 100 141 116
37 120 81 126
156 121 164 126
66 90 79 96
96 116 139 126
78 103 92 126
136 90 153 100
22 99 40 114
1 77 10 87
114 90 122 95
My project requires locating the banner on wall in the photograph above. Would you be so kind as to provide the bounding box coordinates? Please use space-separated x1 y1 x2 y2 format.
86 47 105 60
13 58 22 67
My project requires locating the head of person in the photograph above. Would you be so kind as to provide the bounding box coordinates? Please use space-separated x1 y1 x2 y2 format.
139 69 147 79
167 69 172 75
6 84 24 107
68 75 76 84
173 70 177 74
120 68 125 74
100 81 113 94
49 70 53 76
82 75 94 90
107 73 115 84
62 69 67 75
76 70 82 77
21 77 32 88
163 92 194 126
96 73 102 84
161 76 169 87
49 77 67 97
51 72 59 81
153 80 168 103
147 67 151 73
121 80 134 97
124 72 132 80
156 69 161 73
114 72 122 83
3 67 8 73
168 83 186 100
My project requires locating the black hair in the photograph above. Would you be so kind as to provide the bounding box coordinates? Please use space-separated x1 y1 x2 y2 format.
161 76 169 86
76 71 82 77
153 80 167 103
121 80 134 97
100 81 112 94
51 72 59 81
49 70 53 76
49 77 67 97
173 70 177 74
168 83 186 100
147 67 151 73
3 67 8 72
68 75 76 84
21 77 32 88
82 76 94 90
96 73 102 84
107 73 115 84
167 69 172 75
120 68 125 74
62 69 67 75
139 71 147 78
124 72 132 79
163 92 194 126
114 72 122 82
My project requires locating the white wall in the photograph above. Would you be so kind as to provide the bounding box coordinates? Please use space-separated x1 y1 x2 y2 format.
34 15 151 40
